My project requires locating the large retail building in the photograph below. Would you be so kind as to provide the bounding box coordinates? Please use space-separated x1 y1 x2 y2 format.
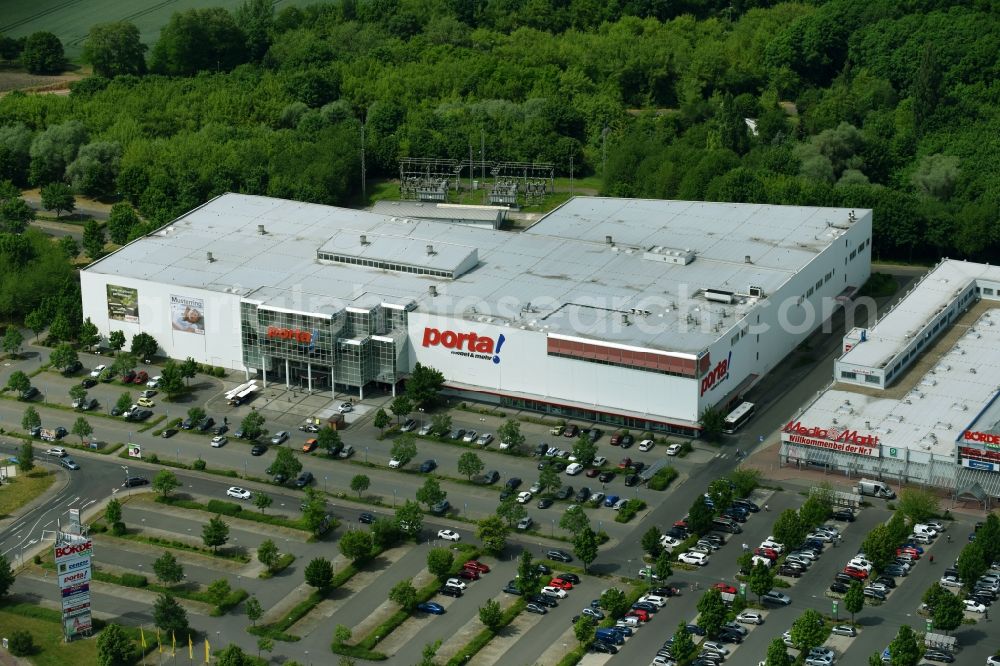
81 194 872 436
781 259 1000 498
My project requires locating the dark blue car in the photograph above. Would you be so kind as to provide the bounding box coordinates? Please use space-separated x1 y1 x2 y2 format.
416 601 445 615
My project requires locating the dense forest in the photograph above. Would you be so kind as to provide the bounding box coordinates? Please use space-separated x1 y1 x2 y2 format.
1 0 999 285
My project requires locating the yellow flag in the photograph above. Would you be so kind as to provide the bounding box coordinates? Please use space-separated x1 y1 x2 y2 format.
157 628 162 654
140 627 147 649
171 631 176 657
204 638 210 664
188 634 193 659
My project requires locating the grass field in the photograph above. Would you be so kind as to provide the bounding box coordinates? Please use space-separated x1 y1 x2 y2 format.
0 469 55 519
0 607 98 665
1 0 318 60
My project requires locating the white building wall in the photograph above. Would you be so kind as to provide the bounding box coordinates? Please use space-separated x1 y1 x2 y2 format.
407 312 699 423
80 271 244 370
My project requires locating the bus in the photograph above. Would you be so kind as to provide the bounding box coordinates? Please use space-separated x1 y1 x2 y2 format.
722 401 756 434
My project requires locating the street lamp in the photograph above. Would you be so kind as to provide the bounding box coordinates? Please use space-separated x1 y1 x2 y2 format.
551 519 555 537
365 446 369 463
393 488 397 507
324 475 328 492
120 465 129 484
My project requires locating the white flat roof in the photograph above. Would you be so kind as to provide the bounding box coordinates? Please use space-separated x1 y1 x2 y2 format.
84 194 868 355
795 309 1000 457
840 260 1000 368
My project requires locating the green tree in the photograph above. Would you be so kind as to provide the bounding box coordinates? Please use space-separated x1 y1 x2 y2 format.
40 182 74 218
371 518 401 550
896 488 940 525
332 624 351 646
17 441 34 473
339 530 373 563
71 416 93 443
59 235 79 259
105 498 122 524
159 360 185 399
572 526 599 572
207 578 231 605
270 447 302 481
699 406 725 441
888 624 920 666
152 593 188 634
389 395 412 423
416 476 446 510
22 32 65 74
244 595 263 626
130 332 158 360
707 478 734 513
538 465 561 494
860 524 896 573
426 547 454 580
202 515 230 553
48 313 74 344
430 413 451 436
957 541 987 594
978 514 1000 564
28 120 86 186
479 599 504 631
110 352 137 377
150 8 248 76
560 505 590 535
497 419 525 453
671 623 698 663
748 561 775 602
255 636 273 660
395 500 423 539
653 550 673 582
2 326 23 357
799 494 832 528
21 406 40 432
82 220 106 259
234 0 274 62
573 614 596 645
931 589 965 633
599 587 629 618
458 451 484 480
7 630 35 658
24 310 47 342
96 623 134 666
516 550 542 596
389 579 417 610
301 487 328 535
571 435 597 467
108 330 126 351
256 539 279 571
78 318 99 349
764 637 792 666
405 363 445 407
51 343 79 371
152 470 180 497
772 509 807 550
253 492 272 513
6 370 30 395
496 495 527 528
477 514 508 555
687 496 715 535
737 550 754 575
696 588 728 638
216 644 250 666
179 357 198 384
390 434 417 467
0 554 15 598
240 410 267 441
844 580 864 622
350 474 370 497
728 468 760 499
641 526 662 558
317 426 341 455
106 204 142 244
373 408 391 435
790 608 826 653
114 392 133 415
83 22 147 79
304 557 333 590
153 551 184 585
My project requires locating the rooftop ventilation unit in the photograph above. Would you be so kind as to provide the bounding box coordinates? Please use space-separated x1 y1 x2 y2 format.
426 245 436 255
643 245 695 265
206 252 215 263
704 289 734 304
748 285 764 298
605 235 614 245
257 224 266 235
360 234 369 245
745 255 752 264
428 285 438 297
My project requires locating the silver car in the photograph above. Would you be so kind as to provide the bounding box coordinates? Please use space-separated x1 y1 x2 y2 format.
271 431 289 445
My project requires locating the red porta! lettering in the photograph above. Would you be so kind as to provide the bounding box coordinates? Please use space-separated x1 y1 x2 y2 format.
55 541 92 558
699 357 730 396
422 327 495 354
266 327 312 344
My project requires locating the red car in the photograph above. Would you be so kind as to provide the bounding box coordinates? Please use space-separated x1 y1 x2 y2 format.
618 457 633 469
563 425 579 438
896 547 920 559
626 608 650 622
610 433 622 446
754 547 778 560
463 561 490 573
549 578 573 590
133 370 149 384
713 583 737 594
843 567 868 580
674 519 689 530
457 568 480 580
585 468 601 478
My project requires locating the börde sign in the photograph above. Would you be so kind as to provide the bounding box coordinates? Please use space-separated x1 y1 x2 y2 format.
54 540 93 564
963 430 1000 448
781 420 881 458
422 327 506 365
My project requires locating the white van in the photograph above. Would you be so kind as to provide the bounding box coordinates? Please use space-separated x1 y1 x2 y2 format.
913 524 938 538
639 595 667 607
617 616 640 627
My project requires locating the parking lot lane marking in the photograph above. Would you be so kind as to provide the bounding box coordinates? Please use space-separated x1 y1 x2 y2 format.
67 496 81 506
11 523 26 532
44 521 53 528
81 499 96 510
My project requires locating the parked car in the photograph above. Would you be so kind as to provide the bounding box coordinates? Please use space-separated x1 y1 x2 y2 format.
401 418 417 432
517 516 534 531
416 601 445 615
546 549 573 562
761 591 792 606
438 529 460 542
419 459 438 473
294 471 314 488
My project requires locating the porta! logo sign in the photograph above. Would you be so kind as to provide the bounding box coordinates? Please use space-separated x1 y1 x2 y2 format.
700 351 732 396
422 327 506 365
267 327 312 344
